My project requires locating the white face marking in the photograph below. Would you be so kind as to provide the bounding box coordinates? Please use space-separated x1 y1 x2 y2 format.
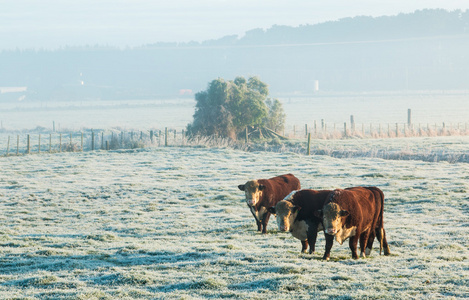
323 202 344 235
243 180 263 206
274 200 298 232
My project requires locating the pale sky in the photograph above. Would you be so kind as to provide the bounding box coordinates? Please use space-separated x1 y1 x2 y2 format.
1 0 468 50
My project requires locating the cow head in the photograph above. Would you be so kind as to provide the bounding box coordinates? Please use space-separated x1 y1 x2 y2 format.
269 191 301 232
238 180 265 206
322 202 349 235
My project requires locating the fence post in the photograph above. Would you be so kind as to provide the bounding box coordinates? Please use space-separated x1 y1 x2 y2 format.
150 130 154 143
81 132 83 151
407 109 412 127
6 136 10 156
350 115 355 133
38 134 41 153
305 124 308 137
344 122 347 137
101 132 104 150
49 134 52 152
395 123 399 137
59 134 62 152
245 127 248 144
165 127 168 146
16 135 19 155
27 134 30 154
307 133 311 155
91 130 95 151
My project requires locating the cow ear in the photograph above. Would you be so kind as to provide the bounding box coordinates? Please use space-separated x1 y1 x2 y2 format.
340 210 349 217
268 207 276 214
313 210 322 218
238 185 245 191
258 184 266 191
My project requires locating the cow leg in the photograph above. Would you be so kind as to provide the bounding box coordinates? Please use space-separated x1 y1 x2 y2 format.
255 220 262 232
306 224 319 254
249 208 262 232
359 230 371 258
381 228 391 256
365 230 376 257
261 212 271 234
301 240 309 253
349 235 360 259
323 234 334 260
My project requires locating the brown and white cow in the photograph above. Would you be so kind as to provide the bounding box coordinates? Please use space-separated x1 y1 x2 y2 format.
321 186 391 260
238 174 301 234
268 189 331 254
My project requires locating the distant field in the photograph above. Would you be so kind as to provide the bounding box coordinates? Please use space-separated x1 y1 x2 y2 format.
1 141 468 299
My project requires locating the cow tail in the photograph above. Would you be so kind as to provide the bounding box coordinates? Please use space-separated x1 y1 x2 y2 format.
377 188 385 256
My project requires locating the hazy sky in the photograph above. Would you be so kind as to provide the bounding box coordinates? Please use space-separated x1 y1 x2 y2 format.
1 0 468 50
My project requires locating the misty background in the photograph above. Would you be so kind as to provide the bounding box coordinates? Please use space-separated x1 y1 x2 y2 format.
1 2 469 102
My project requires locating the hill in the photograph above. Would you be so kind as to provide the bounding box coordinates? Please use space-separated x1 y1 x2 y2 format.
1 9 468 101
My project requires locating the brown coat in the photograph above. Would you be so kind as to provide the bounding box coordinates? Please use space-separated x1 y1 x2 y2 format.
238 174 301 233
321 186 390 260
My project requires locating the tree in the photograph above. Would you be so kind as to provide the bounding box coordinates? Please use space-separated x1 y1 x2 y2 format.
187 76 285 140
264 98 286 133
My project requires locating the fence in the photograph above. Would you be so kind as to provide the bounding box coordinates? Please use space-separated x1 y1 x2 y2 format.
286 121 469 140
2 128 187 156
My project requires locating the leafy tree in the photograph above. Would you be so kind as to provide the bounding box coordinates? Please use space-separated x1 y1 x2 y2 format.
264 98 286 133
187 76 285 140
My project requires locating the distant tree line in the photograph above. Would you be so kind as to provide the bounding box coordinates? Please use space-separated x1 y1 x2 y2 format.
1 9 468 101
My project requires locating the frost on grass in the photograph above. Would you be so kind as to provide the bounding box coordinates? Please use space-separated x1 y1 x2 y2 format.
0 141 468 299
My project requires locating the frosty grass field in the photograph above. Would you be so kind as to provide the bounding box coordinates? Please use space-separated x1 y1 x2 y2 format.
1 95 468 299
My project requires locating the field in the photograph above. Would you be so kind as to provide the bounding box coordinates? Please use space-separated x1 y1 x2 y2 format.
1 137 468 299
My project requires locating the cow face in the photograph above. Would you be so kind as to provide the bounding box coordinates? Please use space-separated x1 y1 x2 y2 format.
323 202 349 235
238 180 265 206
273 200 300 232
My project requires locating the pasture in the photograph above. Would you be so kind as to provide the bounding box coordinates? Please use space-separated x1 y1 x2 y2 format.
1 138 468 299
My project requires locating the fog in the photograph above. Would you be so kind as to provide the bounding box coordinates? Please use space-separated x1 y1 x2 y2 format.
2 0 468 49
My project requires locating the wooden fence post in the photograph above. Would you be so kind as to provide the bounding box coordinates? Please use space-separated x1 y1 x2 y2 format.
350 115 355 133
307 133 311 155
27 134 30 154
59 134 62 152
38 134 41 153
245 127 248 144
49 134 52 153
6 136 10 156
344 122 347 137
165 127 168 146
91 130 95 151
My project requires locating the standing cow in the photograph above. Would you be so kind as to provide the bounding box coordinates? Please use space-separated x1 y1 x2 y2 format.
238 174 301 234
268 189 331 254
321 186 391 260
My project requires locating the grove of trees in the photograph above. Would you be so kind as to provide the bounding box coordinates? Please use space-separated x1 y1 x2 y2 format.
186 77 285 140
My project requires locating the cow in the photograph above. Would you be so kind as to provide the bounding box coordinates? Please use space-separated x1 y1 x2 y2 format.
320 186 391 260
268 189 331 254
238 174 301 234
